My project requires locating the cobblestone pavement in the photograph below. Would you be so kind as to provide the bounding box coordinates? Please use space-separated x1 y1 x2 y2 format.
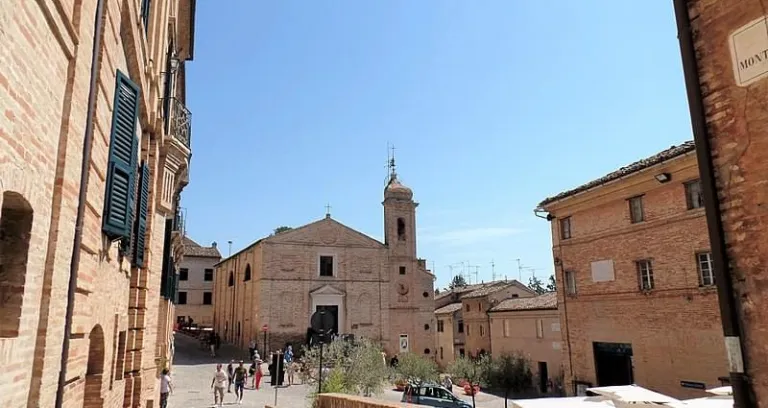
168 332 509 408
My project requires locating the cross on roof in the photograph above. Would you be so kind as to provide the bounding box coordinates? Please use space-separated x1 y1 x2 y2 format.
325 203 332 218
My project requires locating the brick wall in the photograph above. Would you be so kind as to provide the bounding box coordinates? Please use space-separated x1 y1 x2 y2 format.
489 309 563 382
0 0 195 406
683 0 768 402
544 154 728 399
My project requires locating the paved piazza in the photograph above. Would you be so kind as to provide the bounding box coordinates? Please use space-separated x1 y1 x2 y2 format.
168 333 507 408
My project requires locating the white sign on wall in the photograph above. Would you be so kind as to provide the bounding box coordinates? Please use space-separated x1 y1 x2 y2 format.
730 16 768 86
399 334 409 353
591 259 615 283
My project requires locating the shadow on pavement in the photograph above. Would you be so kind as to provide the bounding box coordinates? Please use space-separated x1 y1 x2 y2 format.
173 332 252 366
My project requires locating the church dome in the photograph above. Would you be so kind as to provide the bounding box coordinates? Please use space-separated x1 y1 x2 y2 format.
385 176 413 200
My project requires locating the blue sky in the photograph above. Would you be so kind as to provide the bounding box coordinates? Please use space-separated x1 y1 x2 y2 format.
184 1 694 289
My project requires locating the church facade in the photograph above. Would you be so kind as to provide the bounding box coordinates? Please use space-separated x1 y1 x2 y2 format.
212 173 436 357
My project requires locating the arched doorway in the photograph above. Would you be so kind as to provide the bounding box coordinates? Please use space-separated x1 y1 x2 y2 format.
83 325 105 407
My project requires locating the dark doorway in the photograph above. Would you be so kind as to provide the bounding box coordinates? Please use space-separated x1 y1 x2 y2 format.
593 342 634 386
315 305 339 335
538 361 549 393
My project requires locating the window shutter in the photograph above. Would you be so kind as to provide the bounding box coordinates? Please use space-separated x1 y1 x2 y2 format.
132 162 150 267
103 71 140 240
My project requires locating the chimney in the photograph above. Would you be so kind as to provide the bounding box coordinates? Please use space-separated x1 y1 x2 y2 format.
211 241 217 248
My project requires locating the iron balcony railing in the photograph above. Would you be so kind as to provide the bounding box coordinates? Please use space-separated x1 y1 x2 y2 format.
173 208 186 235
165 97 191 148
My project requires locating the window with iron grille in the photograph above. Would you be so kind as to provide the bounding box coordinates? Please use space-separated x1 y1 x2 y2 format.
697 252 715 286
685 180 704 210
628 196 645 223
636 260 654 291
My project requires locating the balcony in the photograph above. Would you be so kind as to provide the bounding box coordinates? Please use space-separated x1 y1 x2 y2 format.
165 97 191 148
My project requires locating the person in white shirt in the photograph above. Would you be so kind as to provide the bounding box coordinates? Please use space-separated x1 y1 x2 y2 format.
249 339 257 360
159 368 172 408
211 363 228 407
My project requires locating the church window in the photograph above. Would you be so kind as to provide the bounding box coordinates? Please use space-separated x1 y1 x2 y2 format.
244 264 251 281
397 218 406 241
320 256 334 277
228 271 234 287
399 266 406 275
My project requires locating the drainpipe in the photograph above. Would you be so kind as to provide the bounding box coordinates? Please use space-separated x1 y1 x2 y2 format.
673 1 756 407
56 0 107 406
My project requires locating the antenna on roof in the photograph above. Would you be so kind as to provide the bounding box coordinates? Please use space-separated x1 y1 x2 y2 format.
491 260 496 281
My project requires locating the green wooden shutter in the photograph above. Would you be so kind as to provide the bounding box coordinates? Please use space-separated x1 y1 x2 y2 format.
103 70 140 240
132 162 150 267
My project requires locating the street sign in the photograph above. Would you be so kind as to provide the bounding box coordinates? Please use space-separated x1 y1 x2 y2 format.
262 324 269 332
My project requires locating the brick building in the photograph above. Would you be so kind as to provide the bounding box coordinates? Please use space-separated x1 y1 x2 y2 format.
674 1 768 405
536 142 729 399
176 238 221 327
212 168 435 358
488 292 563 395
434 281 533 367
0 0 196 407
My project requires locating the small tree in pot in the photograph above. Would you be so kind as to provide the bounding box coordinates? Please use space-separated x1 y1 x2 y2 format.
488 352 534 408
448 355 491 408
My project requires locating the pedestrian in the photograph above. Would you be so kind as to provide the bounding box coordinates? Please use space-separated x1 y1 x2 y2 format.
249 338 257 360
211 363 228 407
233 360 248 404
209 332 216 357
286 360 296 386
390 355 399 368
227 360 235 393
159 368 172 408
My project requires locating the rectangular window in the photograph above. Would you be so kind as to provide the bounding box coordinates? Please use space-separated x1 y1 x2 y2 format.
203 292 213 305
319 256 334 277
177 291 187 305
457 320 464 333
204 268 214 281
466 324 470 337
140 0 152 33
503 319 511 337
478 303 482 312
560 217 572 240
399 266 406 275
697 252 715 286
685 179 704 210
629 196 645 223
536 319 544 339
637 260 654 291
115 331 126 381
565 271 577 295
179 268 188 281
102 71 140 241
440 347 444 359
465 304 470 312
437 320 444 332
480 325 484 337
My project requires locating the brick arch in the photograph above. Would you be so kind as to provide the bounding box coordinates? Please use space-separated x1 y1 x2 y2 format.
0 191 34 338
84 325 106 408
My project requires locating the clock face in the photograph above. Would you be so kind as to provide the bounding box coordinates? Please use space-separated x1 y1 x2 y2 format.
397 282 410 295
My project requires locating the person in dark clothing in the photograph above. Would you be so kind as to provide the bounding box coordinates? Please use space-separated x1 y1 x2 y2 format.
227 360 235 393
390 355 399 368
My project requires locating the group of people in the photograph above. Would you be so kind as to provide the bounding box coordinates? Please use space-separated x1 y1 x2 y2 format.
207 343 299 407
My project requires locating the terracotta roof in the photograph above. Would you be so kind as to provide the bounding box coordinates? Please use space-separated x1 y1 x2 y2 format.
435 283 488 301
182 237 221 258
463 280 532 299
489 292 557 312
435 303 463 315
538 141 696 208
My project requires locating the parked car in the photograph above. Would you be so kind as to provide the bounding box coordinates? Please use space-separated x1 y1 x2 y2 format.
401 383 472 408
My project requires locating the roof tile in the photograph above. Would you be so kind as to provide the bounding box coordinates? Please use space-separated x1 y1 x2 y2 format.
538 141 695 207
490 292 557 312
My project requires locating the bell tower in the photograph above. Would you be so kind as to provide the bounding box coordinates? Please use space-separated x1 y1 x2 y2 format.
383 148 417 259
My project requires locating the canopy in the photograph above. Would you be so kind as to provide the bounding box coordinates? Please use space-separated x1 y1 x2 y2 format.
511 396 615 408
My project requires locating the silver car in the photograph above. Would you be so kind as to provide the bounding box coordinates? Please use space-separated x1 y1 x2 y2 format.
401 383 473 408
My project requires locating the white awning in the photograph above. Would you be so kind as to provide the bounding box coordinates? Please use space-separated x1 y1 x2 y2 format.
587 385 681 405
511 396 616 408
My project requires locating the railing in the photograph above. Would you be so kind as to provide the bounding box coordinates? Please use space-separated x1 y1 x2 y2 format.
173 208 186 235
166 97 191 148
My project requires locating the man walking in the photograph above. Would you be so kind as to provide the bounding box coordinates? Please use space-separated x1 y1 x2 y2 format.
159 368 173 408
233 360 249 405
227 360 235 393
211 363 228 407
